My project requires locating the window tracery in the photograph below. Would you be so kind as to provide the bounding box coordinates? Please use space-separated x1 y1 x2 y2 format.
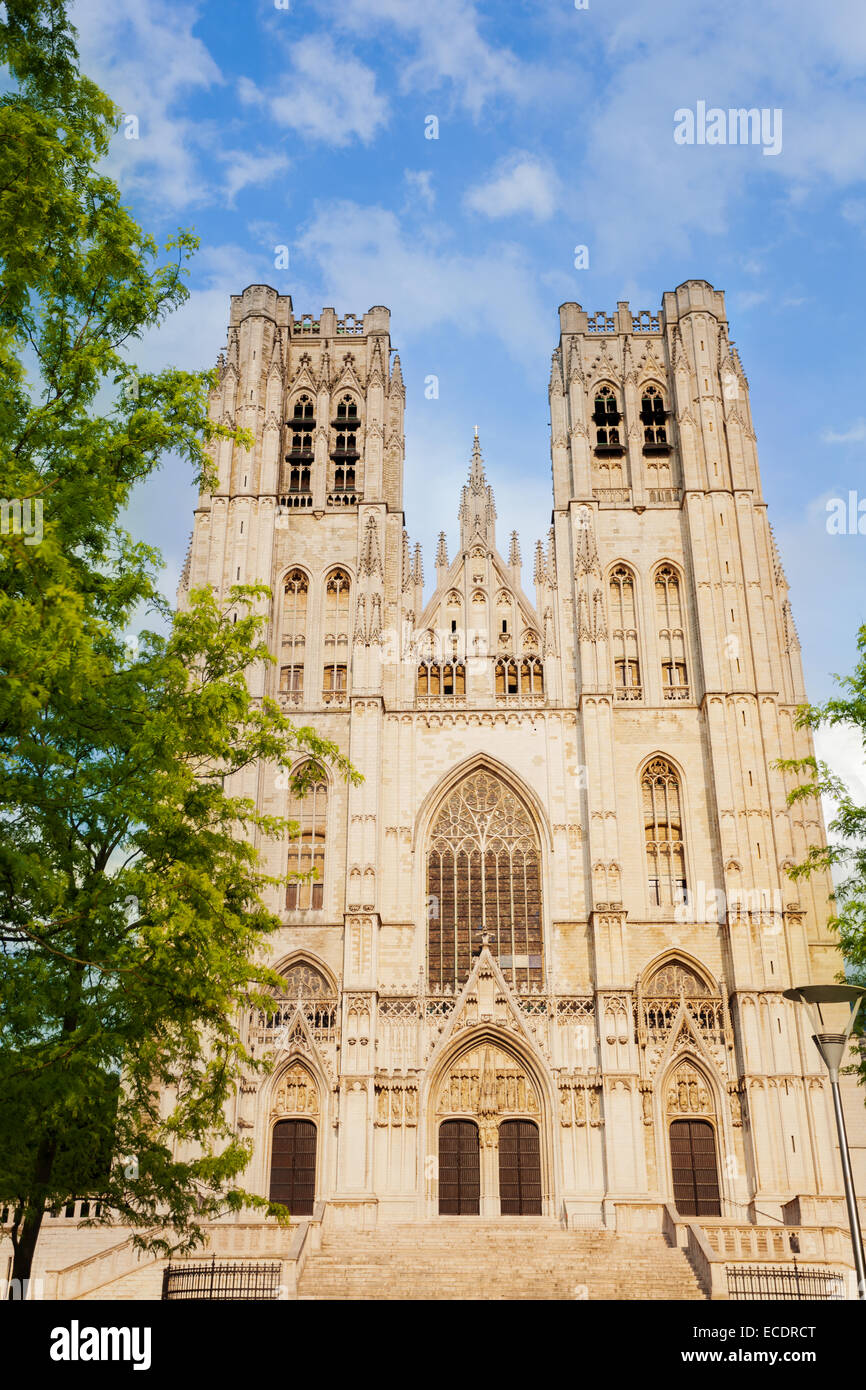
280 569 307 700
655 564 689 698
427 770 543 990
593 384 622 449
330 393 360 495
323 569 350 700
609 564 641 699
642 757 687 907
286 768 328 910
640 384 668 446
287 394 315 494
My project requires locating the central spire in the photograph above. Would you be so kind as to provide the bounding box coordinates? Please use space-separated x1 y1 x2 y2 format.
459 432 496 550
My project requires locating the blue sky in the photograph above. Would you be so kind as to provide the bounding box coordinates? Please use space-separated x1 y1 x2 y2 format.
71 0 866 758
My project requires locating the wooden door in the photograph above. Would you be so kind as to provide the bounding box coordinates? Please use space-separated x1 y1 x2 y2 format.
670 1118 721 1216
269 1119 316 1215
498 1119 543 1215
438 1120 480 1215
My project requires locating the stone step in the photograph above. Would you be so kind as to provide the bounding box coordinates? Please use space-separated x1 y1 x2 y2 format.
298 1224 705 1300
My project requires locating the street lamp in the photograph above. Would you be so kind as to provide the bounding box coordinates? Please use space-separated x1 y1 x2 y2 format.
783 983 866 1299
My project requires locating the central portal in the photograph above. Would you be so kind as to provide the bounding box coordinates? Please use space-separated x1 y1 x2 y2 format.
434 1038 548 1216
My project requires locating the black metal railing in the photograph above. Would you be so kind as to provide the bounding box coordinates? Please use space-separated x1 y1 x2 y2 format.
726 1264 846 1301
162 1257 283 1301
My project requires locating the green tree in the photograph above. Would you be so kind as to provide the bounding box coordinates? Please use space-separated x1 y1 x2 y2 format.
778 623 866 1092
0 1 358 1286
0 583 355 1286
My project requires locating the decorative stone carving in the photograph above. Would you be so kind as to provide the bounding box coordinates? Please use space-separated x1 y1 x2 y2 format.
272 1063 318 1116
437 1043 539 1118
666 1062 712 1117
374 1080 418 1127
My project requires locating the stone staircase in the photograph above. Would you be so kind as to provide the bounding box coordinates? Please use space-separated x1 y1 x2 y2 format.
297 1219 706 1300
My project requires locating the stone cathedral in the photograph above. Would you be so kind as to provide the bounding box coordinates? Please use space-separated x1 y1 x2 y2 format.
172 274 866 1243
15 276 866 1295
28 278 864 1300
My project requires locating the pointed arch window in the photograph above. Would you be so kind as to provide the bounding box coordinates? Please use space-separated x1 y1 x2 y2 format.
286 768 328 910
593 385 623 451
280 569 307 701
330 394 360 493
642 757 687 907
641 384 669 448
609 564 641 699
426 769 543 991
646 960 709 997
288 394 315 492
323 569 350 701
260 961 338 1036
640 958 725 1045
655 565 689 699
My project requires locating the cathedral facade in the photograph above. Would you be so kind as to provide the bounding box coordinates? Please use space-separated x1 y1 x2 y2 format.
178 278 862 1235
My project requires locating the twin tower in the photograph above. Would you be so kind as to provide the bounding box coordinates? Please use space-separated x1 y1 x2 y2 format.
179 280 859 1232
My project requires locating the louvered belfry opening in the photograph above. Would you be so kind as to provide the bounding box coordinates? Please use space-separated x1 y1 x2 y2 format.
438 1119 480 1215
670 1118 721 1217
498 1119 543 1215
426 769 543 991
269 1119 316 1216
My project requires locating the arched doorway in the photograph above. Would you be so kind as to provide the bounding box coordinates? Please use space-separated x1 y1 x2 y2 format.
269 1118 317 1215
438 1120 480 1215
498 1119 542 1215
665 1059 721 1217
670 1119 721 1216
267 1061 320 1216
431 1034 550 1216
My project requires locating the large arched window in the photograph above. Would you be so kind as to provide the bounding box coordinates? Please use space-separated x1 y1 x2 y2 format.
609 564 641 699
323 569 350 700
280 569 307 699
655 564 688 698
642 757 687 907
286 767 328 909
426 769 542 991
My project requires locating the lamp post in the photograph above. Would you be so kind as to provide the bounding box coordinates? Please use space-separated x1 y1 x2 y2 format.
783 983 866 1299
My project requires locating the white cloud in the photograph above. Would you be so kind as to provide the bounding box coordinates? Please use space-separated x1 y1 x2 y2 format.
294 200 551 368
823 420 866 445
841 198 866 228
463 153 559 223
242 35 388 147
219 149 291 208
329 0 530 118
71 0 223 210
731 289 769 312
404 169 436 211
567 0 866 261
